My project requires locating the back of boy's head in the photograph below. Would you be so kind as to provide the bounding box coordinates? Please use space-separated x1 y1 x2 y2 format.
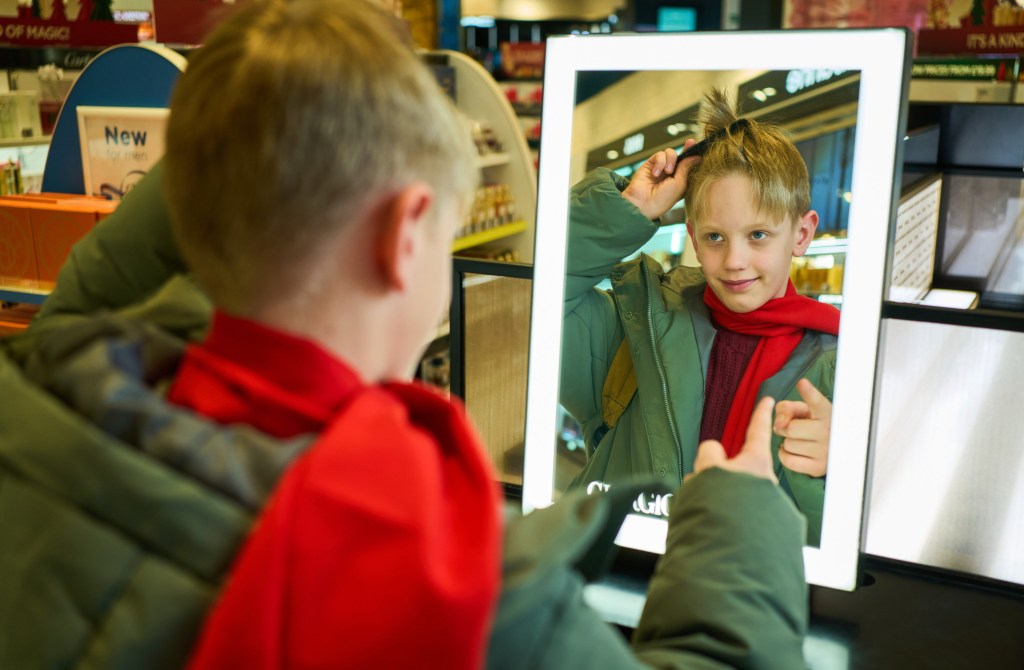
164 0 478 313
685 88 810 228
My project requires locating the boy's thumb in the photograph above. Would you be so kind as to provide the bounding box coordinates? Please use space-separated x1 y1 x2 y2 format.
743 396 776 456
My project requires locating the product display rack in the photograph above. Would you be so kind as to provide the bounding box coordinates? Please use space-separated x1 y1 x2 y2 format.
496 77 542 168
426 49 537 263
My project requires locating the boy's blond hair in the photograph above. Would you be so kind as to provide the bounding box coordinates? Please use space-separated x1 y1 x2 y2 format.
685 88 810 228
164 0 478 313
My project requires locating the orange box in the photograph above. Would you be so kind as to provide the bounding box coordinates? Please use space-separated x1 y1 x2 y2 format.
0 204 38 280
0 194 118 283
31 207 99 281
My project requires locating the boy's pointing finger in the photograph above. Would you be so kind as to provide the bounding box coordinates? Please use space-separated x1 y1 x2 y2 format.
796 378 831 418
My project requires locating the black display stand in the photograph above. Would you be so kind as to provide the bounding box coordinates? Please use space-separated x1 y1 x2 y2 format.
576 554 1024 668
808 557 1024 669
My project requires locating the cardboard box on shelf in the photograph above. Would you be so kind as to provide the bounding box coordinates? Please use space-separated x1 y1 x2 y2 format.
31 206 98 281
0 203 37 281
0 194 117 283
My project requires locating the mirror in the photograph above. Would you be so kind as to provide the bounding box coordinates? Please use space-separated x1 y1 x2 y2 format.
523 30 911 592
559 66 859 546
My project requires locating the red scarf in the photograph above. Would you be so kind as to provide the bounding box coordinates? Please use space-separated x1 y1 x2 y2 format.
703 281 840 457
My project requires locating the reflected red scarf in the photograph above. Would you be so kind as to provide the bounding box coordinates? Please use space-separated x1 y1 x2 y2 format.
704 281 840 457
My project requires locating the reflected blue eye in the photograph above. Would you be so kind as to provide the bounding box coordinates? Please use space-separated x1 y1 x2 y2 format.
705 232 723 242
750 230 768 241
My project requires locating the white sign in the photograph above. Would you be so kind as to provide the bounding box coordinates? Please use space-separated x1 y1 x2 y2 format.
785 68 848 94
77 105 168 200
622 132 645 156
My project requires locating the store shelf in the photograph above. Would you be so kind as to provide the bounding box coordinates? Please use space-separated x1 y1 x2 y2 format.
909 78 1013 104
0 135 50 149
453 220 527 252
511 103 543 116
0 280 52 305
476 152 511 168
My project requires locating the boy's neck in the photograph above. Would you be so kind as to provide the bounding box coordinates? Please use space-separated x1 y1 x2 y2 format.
245 290 418 385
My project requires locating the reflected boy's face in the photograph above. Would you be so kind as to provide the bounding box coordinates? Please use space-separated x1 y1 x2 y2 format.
687 173 817 313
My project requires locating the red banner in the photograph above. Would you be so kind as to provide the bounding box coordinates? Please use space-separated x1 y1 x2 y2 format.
151 0 245 46
0 17 137 48
918 25 1024 55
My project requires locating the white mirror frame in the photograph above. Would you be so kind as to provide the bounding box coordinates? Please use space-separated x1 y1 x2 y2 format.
523 29 911 592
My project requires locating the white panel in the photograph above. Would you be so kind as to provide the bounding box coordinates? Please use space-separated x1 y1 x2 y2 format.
866 319 1024 586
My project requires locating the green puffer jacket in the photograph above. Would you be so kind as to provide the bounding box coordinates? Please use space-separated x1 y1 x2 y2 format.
0 313 312 669
0 161 810 669
0 320 809 669
561 168 836 546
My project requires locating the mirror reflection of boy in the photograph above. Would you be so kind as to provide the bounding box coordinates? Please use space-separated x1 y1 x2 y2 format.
1 10 806 669
562 89 839 546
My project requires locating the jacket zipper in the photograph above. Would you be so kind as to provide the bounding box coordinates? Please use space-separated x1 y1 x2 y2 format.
645 271 684 483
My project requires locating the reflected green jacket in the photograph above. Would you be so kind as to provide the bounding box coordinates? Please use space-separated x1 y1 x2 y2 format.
561 168 836 546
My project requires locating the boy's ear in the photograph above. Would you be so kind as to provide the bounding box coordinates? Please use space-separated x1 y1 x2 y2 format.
791 210 819 257
373 183 434 291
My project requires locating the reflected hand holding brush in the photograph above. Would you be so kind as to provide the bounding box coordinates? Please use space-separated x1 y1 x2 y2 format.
621 137 701 220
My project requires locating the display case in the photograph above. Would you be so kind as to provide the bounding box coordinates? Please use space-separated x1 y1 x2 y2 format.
898 100 1024 310
424 49 537 263
865 93 1024 591
451 259 533 486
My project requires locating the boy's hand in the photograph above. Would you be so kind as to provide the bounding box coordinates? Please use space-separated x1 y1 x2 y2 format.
621 138 701 221
692 396 777 483
774 379 831 478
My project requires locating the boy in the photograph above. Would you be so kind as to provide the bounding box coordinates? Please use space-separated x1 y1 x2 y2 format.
0 4 808 668
562 90 839 546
